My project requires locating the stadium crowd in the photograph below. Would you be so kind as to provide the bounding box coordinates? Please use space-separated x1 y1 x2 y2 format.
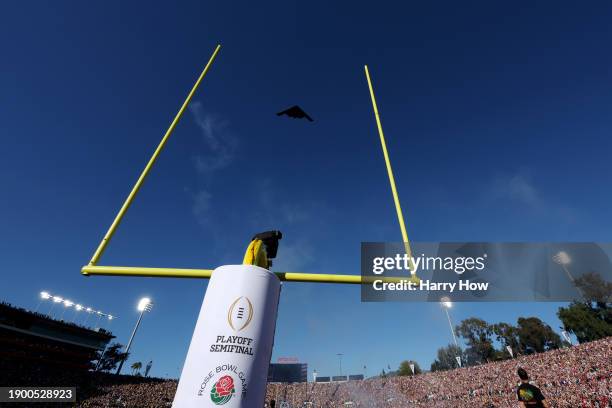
76 337 610 407
266 337 611 407
1 336 609 407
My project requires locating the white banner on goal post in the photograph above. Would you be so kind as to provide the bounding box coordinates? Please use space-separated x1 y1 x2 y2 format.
173 264 281 407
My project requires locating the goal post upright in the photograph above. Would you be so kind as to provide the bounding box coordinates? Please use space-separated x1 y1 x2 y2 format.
86 44 222 268
364 65 419 283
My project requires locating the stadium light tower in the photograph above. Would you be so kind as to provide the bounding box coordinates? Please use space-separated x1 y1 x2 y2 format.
116 297 153 375
552 251 584 299
552 251 573 280
440 297 459 348
552 251 586 299
337 353 343 376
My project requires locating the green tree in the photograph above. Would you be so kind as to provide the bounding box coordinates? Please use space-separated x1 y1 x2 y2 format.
131 361 142 375
517 317 561 353
430 344 464 372
397 360 421 376
557 272 612 343
575 272 612 307
455 318 495 363
94 343 128 372
491 322 521 356
558 301 612 343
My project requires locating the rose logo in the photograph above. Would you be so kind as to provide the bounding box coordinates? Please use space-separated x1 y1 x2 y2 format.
210 375 235 405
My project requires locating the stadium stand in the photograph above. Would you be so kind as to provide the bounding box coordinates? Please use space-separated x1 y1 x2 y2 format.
58 337 612 406
0 301 609 408
0 302 114 374
265 338 611 407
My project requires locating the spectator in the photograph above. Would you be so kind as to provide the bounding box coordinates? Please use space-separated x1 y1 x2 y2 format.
517 367 549 408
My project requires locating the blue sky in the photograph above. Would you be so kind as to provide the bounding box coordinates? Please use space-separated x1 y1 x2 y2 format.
1 2 612 378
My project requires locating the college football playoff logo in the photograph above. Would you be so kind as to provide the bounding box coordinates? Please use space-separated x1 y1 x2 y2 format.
227 296 253 331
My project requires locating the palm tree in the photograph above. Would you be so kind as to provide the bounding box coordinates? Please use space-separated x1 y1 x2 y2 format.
131 361 142 375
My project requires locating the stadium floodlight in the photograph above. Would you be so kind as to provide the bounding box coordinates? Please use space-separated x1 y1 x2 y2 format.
72 304 84 323
47 296 63 317
108 314 113 320
41 294 109 324
552 251 584 299
553 250 575 282
440 297 459 348
94 310 105 327
116 297 154 375
83 307 94 326
36 291 52 313
552 251 571 266
60 300 74 320
137 297 152 312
